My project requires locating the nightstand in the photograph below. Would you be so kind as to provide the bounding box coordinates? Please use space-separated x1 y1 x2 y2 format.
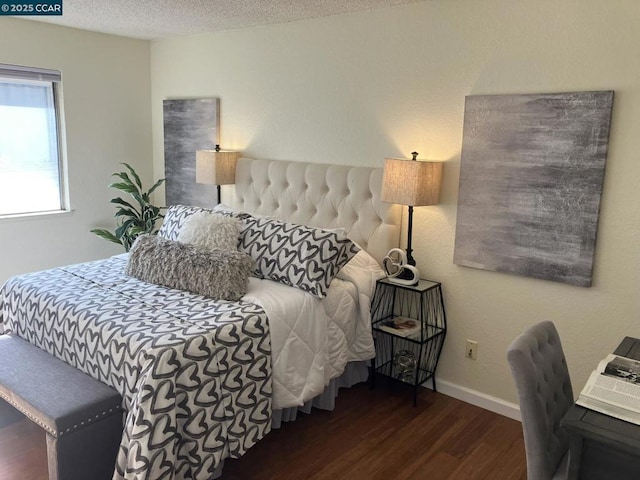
370 277 447 406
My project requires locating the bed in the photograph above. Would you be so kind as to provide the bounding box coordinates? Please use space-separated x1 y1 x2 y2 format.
0 158 401 480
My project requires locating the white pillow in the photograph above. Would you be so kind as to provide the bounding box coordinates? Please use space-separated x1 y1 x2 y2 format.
212 203 240 216
177 211 242 251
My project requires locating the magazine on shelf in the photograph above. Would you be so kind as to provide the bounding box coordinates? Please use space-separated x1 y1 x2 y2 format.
378 317 421 338
576 353 640 425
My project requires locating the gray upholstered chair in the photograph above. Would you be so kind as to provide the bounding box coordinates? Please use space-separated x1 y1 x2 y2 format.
507 321 573 480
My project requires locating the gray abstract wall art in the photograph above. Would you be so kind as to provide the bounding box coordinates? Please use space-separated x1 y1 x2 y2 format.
163 98 219 208
453 91 614 287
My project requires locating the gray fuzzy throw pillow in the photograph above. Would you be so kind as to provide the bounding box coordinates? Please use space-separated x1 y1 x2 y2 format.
126 235 254 301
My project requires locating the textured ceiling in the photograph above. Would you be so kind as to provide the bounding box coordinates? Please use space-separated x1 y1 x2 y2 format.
24 0 423 40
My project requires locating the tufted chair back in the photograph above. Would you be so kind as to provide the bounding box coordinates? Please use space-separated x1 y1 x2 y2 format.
507 321 573 480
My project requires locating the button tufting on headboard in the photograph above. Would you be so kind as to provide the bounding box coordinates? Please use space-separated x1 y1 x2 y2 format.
231 158 402 265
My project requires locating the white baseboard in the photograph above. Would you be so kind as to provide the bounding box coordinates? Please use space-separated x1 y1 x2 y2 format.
424 379 522 421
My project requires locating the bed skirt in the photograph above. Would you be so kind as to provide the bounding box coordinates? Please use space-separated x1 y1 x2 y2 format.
271 360 370 428
212 361 369 478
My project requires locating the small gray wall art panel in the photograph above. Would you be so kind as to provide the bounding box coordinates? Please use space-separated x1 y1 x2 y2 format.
454 91 614 287
163 98 219 208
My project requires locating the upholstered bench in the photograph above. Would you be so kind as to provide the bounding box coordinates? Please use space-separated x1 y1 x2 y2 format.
0 335 123 480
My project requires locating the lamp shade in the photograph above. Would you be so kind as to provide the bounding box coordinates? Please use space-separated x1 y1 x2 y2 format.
381 157 443 206
195 149 240 185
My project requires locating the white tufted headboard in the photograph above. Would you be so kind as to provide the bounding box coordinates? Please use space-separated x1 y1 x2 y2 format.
230 158 401 265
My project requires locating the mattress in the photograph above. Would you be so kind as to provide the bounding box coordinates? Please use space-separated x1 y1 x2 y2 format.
244 247 383 409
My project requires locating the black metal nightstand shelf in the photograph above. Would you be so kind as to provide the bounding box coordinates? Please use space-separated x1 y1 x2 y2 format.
370 277 447 406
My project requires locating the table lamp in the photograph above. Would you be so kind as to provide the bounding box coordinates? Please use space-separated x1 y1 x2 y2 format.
381 151 443 279
195 145 241 204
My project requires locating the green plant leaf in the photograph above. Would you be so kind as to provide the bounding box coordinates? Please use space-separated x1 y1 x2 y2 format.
114 207 138 218
148 178 166 196
110 197 140 214
112 171 134 185
122 237 134 252
122 163 143 189
108 181 140 195
129 226 147 235
115 219 135 238
90 228 122 245
92 164 165 252
109 181 145 207
130 191 145 207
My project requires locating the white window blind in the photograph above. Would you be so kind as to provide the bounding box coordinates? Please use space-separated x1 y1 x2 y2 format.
0 63 67 216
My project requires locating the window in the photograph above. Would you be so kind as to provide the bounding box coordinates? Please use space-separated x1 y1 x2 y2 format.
0 64 67 216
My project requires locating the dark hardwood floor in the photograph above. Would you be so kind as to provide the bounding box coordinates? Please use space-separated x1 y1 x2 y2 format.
0 378 526 480
224 378 526 480
0 416 47 480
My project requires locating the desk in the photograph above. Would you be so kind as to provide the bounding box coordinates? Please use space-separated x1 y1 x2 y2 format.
561 337 640 479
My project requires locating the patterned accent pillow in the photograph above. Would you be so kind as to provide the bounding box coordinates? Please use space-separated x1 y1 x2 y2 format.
126 235 254 301
177 211 243 251
158 205 215 241
239 216 360 298
159 204 251 241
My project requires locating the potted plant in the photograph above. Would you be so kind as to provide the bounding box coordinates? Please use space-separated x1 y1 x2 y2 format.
91 163 165 252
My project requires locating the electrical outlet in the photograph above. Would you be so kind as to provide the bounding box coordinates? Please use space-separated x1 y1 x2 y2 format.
465 340 478 360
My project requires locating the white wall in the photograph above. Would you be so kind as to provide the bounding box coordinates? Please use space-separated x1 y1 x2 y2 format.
150 0 640 405
0 18 152 282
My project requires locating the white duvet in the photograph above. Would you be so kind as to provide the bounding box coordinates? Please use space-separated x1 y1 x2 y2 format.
243 249 385 409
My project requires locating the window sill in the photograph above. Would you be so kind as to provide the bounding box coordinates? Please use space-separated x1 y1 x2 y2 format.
0 209 75 222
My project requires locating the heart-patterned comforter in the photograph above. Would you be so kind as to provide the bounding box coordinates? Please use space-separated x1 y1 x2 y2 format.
0 255 272 480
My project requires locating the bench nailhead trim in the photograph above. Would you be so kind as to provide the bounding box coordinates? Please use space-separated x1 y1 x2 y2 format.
60 406 121 437
0 390 120 438
0 391 56 436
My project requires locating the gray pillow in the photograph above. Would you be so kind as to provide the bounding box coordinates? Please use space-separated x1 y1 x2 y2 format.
177 211 243 251
126 235 254 301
